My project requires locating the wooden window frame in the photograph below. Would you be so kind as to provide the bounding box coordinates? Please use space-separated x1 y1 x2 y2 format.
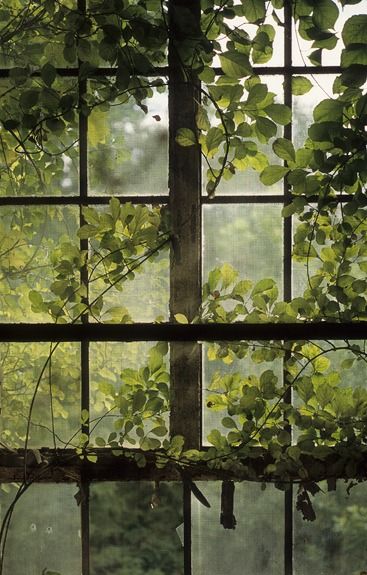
0 2 365 574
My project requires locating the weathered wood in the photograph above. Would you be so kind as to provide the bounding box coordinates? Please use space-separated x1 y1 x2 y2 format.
2 449 367 484
0 322 366 341
168 0 202 448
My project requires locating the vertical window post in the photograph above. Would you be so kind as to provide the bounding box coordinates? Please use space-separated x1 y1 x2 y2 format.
168 0 202 449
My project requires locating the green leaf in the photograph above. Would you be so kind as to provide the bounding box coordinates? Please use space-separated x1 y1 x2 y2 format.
312 0 339 30
109 197 120 222
207 428 223 448
219 51 252 78
175 128 196 147
29 290 43 306
309 49 322 66
260 165 290 185
41 63 56 87
20 89 39 109
222 417 237 429
2 119 19 131
272 138 295 163
341 46 367 68
206 127 224 153
255 116 277 139
196 106 210 131
342 15 367 46
150 426 167 437
86 454 98 463
265 103 291 125
315 383 333 407
242 0 266 23
132 389 146 412
95 436 106 447
116 66 130 91
247 83 268 104
148 347 163 374
314 355 330 373
140 437 161 451
291 76 313 95
174 313 189 324
208 268 221 291
251 278 276 296
278 430 291 446
313 99 344 122
220 263 238 289
77 39 91 61
77 224 98 239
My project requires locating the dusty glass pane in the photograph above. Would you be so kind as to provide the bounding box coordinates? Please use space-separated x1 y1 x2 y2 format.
1 483 81 575
192 482 284 575
90 342 170 447
203 340 283 445
322 4 363 66
292 4 363 67
249 11 284 67
290 339 367 446
86 203 169 323
0 206 80 322
90 482 183 575
294 481 367 575
292 203 367 321
0 79 79 196
203 204 283 291
293 76 336 148
0 1 77 67
0 342 80 448
88 88 168 196
203 76 284 196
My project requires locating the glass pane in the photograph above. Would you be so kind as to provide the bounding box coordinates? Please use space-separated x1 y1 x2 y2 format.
203 76 285 196
90 482 183 575
203 204 283 320
0 79 79 196
88 87 168 196
1 483 81 575
292 203 367 321
249 11 284 67
90 342 170 448
0 206 80 322
192 482 284 575
323 4 364 66
295 481 367 575
0 1 77 67
291 339 367 447
292 4 363 67
87 204 169 323
203 340 283 445
201 338 367 450
0 342 80 448
293 76 336 148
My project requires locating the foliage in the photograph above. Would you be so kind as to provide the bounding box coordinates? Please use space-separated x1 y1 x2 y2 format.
0 0 367 572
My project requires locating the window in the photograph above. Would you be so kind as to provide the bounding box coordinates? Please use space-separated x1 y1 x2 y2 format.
1 1 367 574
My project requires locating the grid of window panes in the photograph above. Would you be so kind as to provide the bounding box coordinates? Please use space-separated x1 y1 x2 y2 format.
1 2 367 575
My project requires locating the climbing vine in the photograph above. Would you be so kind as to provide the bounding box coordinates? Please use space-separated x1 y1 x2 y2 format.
1 1 367 570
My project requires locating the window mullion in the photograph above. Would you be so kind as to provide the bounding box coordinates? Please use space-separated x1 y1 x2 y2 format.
168 0 202 450
77 0 90 572
284 3 294 575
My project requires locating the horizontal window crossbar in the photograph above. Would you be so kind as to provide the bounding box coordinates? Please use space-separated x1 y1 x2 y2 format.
0 66 342 78
0 194 354 206
0 195 169 206
0 322 365 341
1 447 365 483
